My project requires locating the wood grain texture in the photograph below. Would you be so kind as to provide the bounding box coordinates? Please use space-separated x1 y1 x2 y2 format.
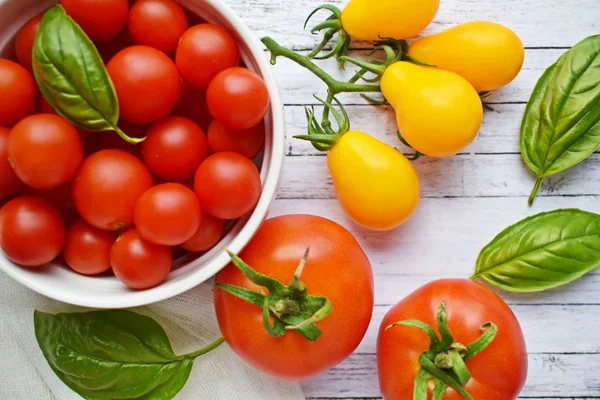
225 0 600 398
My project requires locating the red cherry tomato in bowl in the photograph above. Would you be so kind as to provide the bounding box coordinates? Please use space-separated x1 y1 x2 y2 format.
207 67 270 130
8 114 83 190
60 0 129 43
72 149 153 231
175 24 240 91
128 0 188 54
110 229 172 289
0 127 22 199
180 213 226 252
15 14 42 71
214 214 374 380
194 152 261 220
378 279 527 400
64 219 116 275
0 59 36 127
107 46 181 124
0 196 65 267
141 116 208 182
134 183 202 246
207 120 265 159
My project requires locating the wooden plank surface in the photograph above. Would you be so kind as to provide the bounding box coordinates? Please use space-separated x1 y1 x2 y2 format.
228 0 600 398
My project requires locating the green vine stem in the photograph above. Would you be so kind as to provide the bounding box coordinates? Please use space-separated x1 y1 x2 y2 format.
215 248 333 342
386 302 498 399
261 37 381 95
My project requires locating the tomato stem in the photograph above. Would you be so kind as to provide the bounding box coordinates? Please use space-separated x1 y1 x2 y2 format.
215 248 333 342
261 37 381 95
386 302 498 399
303 4 351 66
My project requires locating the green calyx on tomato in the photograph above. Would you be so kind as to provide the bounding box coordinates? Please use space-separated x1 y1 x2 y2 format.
216 249 333 342
303 5 350 68
387 302 498 400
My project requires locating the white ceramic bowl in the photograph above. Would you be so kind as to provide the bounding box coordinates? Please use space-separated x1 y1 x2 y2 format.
0 0 285 308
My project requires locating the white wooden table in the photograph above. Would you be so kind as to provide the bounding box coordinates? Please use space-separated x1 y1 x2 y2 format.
227 0 600 398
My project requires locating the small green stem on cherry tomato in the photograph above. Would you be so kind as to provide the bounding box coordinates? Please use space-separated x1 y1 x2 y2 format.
303 4 351 65
215 248 333 342
386 302 498 399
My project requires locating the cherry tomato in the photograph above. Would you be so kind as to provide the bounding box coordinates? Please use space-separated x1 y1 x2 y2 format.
171 82 212 131
15 14 42 71
214 214 374 380
378 279 527 400
207 67 269 130
141 116 208 182
180 213 226 252
0 127 21 200
72 149 153 231
60 0 129 43
207 120 265 159
8 114 83 189
134 183 201 246
107 46 181 124
0 196 65 267
0 59 36 127
40 98 95 138
175 24 240 91
63 219 116 275
128 0 188 54
110 229 172 289
194 152 261 220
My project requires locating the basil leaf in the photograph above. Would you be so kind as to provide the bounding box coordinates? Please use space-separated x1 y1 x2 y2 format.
473 209 600 292
520 35 600 204
34 309 223 400
32 5 141 144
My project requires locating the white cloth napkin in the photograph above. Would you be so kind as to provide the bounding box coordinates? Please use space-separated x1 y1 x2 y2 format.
0 271 305 400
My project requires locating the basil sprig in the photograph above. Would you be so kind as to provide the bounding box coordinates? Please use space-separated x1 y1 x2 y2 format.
520 35 600 205
34 309 223 400
472 209 600 292
32 5 142 144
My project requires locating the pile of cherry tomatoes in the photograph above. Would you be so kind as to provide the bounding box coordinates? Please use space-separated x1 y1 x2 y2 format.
0 0 270 289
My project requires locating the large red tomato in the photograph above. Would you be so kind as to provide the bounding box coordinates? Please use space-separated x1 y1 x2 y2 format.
0 59 36 127
72 150 153 231
0 196 65 267
378 279 527 400
0 127 21 199
214 214 374 380
106 46 181 124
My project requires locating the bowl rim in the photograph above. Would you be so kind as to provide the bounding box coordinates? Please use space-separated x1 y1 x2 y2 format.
0 0 285 308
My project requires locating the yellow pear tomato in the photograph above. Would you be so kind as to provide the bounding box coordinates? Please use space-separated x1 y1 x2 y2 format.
408 21 525 92
341 0 440 41
328 131 421 231
381 62 483 158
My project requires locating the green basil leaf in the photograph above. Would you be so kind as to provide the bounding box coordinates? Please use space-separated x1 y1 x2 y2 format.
34 309 222 400
473 209 600 292
520 35 600 204
32 5 141 144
